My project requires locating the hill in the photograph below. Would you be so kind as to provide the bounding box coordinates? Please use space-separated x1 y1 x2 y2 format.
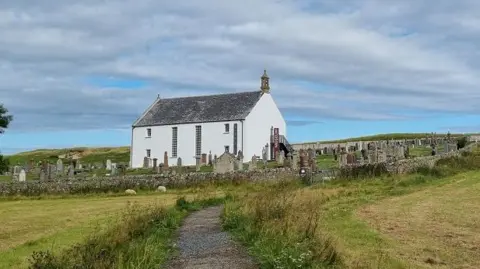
296 132 471 144
6 147 130 165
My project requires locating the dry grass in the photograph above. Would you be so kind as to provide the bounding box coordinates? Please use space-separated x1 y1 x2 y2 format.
0 192 197 268
357 172 480 269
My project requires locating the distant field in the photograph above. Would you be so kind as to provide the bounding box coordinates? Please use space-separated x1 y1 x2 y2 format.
297 132 470 144
6 147 130 166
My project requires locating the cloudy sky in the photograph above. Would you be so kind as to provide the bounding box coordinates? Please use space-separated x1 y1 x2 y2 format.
1 0 480 154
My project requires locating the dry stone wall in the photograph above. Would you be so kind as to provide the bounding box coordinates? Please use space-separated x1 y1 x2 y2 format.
0 168 296 196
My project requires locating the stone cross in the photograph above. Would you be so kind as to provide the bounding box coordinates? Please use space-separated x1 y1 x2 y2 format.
18 169 26 182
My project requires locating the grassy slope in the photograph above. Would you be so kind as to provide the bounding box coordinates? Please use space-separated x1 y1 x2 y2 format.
5 147 130 166
0 191 200 268
224 148 480 268
297 132 469 144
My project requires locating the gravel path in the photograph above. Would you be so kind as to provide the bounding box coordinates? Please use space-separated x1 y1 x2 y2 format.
165 206 258 269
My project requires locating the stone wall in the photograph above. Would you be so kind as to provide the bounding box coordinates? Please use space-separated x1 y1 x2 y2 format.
0 168 296 196
386 143 476 174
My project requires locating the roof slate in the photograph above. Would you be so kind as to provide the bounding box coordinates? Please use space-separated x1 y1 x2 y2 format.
133 91 263 127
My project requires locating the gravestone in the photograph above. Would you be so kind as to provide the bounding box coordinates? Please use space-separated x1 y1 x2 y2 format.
13 165 21 175
153 158 158 169
346 153 356 164
39 169 46 181
56 159 64 176
106 159 112 171
262 146 268 166
177 157 182 167
214 153 236 173
201 153 207 165
75 160 82 170
277 150 284 165
18 169 26 182
196 156 201 172
164 152 169 168
292 152 299 170
208 151 213 166
284 152 292 168
68 165 75 178
143 157 149 168
248 155 258 171
111 166 118 176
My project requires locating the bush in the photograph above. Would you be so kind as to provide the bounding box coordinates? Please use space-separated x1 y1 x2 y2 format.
0 155 9 174
457 136 468 149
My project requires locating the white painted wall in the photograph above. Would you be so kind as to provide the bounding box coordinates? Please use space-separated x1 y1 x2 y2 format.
131 120 243 167
243 93 286 160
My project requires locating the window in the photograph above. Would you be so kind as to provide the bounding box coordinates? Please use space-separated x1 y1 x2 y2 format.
224 123 230 133
146 128 152 137
146 149 151 158
195 125 202 156
233 123 238 155
172 127 178 158
225 145 230 153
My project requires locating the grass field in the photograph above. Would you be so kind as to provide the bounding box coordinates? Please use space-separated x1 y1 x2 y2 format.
6 147 130 166
224 150 480 268
0 187 225 269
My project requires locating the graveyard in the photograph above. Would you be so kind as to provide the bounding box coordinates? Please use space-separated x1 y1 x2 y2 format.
0 133 479 268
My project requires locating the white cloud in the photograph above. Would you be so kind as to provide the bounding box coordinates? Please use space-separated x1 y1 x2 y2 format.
1 0 480 132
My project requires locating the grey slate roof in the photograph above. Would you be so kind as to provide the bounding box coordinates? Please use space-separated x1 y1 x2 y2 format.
133 91 263 127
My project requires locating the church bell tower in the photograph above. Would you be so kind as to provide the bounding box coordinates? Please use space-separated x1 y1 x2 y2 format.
260 69 270 94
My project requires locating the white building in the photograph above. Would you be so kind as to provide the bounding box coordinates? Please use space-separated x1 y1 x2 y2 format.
130 70 291 168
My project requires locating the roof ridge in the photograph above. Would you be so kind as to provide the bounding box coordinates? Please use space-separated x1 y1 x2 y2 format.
158 90 260 100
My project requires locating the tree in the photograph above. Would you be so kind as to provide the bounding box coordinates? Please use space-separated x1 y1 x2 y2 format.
0 104 12 173
0 104 13 134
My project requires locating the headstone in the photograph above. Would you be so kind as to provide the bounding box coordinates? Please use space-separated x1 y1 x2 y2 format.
248 155 258 171
277 150 285 165
177 157 182 167
201 153 207 165
164 152 169 168
214 153 236 173
18 169 26 182
39 169 46 181
153 158 158 169
238 156 244 171
111 165 118 176
208 151 213 165
75 160 82 170
292 152 299 170
196 156 201 172
56 159 64 176
13 165 21 175
106 159 112 171
68 165 75 178
284 152 292 168
143 157 149 168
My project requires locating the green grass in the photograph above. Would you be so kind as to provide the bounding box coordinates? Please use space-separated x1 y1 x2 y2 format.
28 196 227 269
316 154 337 169
299 132 469 144
223 151 480 268
5 147 130 166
